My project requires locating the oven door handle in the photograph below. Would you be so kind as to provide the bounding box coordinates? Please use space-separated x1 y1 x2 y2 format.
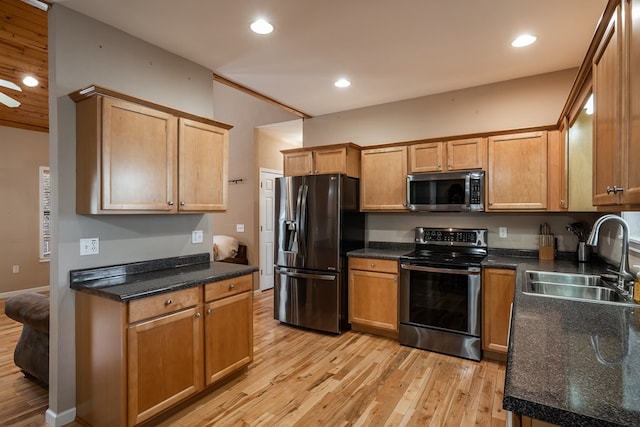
400 264 481 275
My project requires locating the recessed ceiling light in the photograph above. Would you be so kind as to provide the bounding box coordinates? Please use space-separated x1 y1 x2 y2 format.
250 19 274 35
23 76 39 87
511 34 537 48
334 79 351 88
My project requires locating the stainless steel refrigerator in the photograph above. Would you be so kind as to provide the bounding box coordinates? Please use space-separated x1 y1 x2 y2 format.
274 174 364 334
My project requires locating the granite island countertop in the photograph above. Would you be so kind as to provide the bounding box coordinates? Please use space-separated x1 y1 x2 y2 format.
499 258 640 427
70 252 258 302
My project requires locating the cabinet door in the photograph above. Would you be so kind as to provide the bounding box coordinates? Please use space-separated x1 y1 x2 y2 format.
546 130 568 212
178 118 229 211
204 291 253 385
313 147 346 174
482 268 515 354
408 142 444 173
360 146 408 211
348 268 398 332
102 97 177 211
622 0 640 205
487 131 548 210
592 6 622 206
128 307 203 426
283 151 313 176
447 137 485 171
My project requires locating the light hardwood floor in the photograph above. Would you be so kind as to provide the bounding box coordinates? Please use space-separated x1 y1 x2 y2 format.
1 290 507 427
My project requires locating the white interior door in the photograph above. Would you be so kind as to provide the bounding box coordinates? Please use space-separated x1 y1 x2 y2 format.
259 169 282 291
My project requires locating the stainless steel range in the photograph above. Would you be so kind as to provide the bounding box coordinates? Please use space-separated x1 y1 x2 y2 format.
399 227 487 361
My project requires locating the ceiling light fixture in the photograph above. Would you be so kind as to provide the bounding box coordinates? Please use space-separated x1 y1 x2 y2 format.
250 19 274 35
23 76 39 87
511 34 537 48
334 79 351 88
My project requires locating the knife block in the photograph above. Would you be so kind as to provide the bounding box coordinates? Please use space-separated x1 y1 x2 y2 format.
539 234 555 260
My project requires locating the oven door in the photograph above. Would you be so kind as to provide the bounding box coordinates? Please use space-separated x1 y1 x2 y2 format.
399 263 481 337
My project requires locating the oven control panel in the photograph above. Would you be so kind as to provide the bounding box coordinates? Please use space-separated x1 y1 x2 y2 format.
414 227 487 247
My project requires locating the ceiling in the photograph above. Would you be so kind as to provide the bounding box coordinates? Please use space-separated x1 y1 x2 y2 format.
50 0 608 118
0 0 48 132
0 1 610 133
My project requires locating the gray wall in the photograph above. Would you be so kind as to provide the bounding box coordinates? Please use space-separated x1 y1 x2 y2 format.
302 68 600 252
211 83 297 273
47 5 294 423
304 69 577 147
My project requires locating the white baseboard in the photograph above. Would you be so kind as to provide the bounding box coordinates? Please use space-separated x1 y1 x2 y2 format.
45 407 76 427
0 285 49 300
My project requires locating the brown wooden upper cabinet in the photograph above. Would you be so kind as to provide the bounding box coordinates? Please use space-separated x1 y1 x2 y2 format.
592 0 640 207
360 145 408 211
282 143 361 178
71 86 232 214
487 131 548 211
408 137 486 173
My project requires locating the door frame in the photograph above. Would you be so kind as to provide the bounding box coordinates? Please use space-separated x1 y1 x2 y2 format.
259 168 282 291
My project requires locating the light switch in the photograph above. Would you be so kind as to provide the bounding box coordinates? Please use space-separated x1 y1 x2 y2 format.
192 230 204 244
236 224 245 233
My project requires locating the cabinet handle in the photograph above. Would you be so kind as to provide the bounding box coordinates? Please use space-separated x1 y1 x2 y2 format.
195 312 201 318
180 201 186 206
229 284 236 290
165 299 172 306
167 201 175 206
606 186 624 194
207 308 213 315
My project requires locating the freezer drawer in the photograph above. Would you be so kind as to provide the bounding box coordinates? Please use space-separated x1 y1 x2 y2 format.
274 267 346 334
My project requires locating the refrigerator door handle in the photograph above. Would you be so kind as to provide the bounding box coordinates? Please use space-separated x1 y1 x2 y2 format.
297 184 309 259
275 267 335 281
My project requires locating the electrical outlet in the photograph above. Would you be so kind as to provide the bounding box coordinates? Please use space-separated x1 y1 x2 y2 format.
192 230 204 244
499 227 508 238
12 265 19 274
80 238 99 255
236 224 245 233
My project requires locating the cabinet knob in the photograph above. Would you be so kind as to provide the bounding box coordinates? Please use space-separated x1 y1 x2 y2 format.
207 308 213 315
314 170 319 174
370 263 375 268
180 201 186 206
167 201 175 206
229 284 236 290
195 312 201 318
165 299 172 306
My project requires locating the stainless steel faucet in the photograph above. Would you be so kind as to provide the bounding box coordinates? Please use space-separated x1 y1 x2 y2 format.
586 214 634 293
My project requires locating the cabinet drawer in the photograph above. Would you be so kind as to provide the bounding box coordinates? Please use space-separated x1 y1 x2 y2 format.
349 257 398 274
205 275 252 302
128 287 201 323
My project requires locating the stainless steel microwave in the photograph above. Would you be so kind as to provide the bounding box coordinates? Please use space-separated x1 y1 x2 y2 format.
406 171 485 212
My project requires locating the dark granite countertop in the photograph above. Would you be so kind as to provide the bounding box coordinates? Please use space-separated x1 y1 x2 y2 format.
70 253 258 302
346 241 414 260
501 259 640 426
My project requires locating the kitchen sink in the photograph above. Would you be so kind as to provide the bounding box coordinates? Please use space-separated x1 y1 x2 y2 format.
526 271 600 286
523 270 635 306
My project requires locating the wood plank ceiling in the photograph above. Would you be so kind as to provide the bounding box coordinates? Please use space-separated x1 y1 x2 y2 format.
0 0 48 133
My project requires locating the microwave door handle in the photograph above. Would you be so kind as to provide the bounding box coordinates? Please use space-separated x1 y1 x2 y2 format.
464 174 471 207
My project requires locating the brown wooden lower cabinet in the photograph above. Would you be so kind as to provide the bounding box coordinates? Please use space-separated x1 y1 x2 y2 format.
76 275 253 427
348 257 399 338
520 415 562 427
482 267 516 358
